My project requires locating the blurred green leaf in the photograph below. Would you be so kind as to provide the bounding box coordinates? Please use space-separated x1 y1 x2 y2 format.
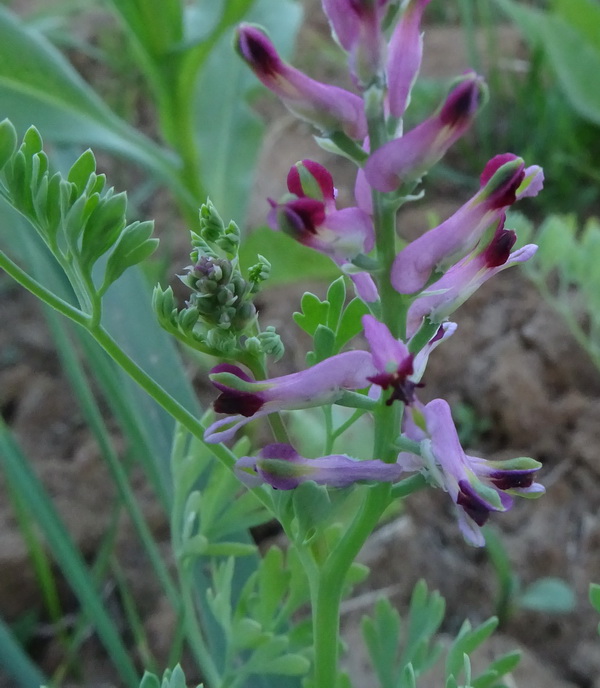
313 323 335 362
241 226 337 285
519 577 576 613
194 0 302 225
590 582 600 613
446 617 498 679
326 276 346 330
293 292 329 336
362 597 401 688
0 421 140 687
541 15 600 126
493 0 545 45
552 0 600 52
0 615 48 688
0 6 179 182
334 297 369 351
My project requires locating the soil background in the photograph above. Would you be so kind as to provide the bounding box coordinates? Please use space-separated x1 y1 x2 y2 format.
1 1 599 687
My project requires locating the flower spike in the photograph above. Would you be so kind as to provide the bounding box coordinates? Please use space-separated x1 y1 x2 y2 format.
236 443 404 489
236 24 367 139
204 352 376 443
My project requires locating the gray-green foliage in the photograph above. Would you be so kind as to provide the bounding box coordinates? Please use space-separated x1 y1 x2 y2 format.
361 581 520 688
139 664 203 688
513 211 600 370
0 120 283 688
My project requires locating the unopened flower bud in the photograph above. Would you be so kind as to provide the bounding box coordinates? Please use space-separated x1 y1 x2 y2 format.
217 221 241 255
199 199 225 243
258 326 285 360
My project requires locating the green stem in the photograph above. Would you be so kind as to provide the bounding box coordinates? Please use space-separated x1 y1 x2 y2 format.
246 355 291 444
0 250 90 327
331 408 367 442
312 484 391 687
178 562 222 688
323 406 334 454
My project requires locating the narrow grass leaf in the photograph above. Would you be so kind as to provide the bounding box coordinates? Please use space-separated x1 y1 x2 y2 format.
0 421 139 687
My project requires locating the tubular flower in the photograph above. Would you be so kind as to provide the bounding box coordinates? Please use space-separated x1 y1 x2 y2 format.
398 399 544 546
406 216 538 336
321 0 391 86
364 73 486 193
391 153 544 294
387 0 433 118
236 24 367 139
269 160 378 302
362 315 456 404
204 352 376 443
236 443 404 489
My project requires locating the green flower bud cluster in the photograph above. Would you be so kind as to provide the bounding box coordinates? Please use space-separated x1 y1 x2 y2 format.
184 255 257 331
154 200 284 362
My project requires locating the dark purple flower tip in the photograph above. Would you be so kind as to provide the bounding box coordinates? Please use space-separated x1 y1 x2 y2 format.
456 480 492 527
209 364 265 417
280 197 326 237
287 160 336 202
236 25 282 77
439 75 485 127
260 443 299 461
214 390 264 417
480 155 526 209
483 220 517 268
488 469 538 490
480 153 519 185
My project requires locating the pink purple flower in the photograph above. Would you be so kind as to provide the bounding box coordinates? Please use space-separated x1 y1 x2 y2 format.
269 160 378 301
236 442 404 489
399 399 544 546
236 24 367 139
321 0 391 85
204 351 376 443
387 0 433 118
362 315 456 403
405 215 538 336
391 153 544 294
364 73 486 193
